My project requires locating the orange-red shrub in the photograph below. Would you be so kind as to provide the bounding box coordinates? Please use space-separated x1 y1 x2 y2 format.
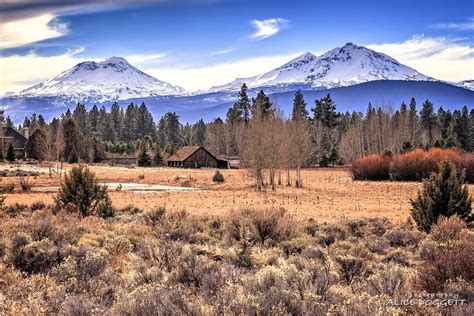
460 153 474 183
390 148 463 181
352 148 472 182
351 154 391 180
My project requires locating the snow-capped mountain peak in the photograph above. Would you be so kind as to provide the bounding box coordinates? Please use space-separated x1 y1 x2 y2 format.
208 42 433 92
20 57 187 102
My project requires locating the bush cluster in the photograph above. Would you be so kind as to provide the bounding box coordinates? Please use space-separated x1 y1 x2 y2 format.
1 201 473 314
352 148 473 182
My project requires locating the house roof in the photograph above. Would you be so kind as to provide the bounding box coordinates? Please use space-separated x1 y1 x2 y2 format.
167 146 202 161
2 127 27 148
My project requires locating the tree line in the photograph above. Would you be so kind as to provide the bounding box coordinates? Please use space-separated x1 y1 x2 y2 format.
20 84 473 186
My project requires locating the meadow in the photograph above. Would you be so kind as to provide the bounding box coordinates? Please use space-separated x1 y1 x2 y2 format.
1 163 473 315
0 163 454 223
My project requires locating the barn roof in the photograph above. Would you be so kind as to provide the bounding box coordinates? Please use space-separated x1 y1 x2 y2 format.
167 146 203 161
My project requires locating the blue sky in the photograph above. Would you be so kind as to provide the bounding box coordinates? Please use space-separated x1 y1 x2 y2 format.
1 0 473 93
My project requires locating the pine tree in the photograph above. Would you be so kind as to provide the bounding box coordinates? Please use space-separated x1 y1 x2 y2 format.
89 104 100 134
251 90 273 119
153 144 164 166
411 161 472 232
6 144 15 163
157 116 166 149
436 107 451 143
193 119 206 146
226 102 243 123
451 106 470 151
25 128 48 160
163 112 181 151
236 83 251 123
408 98 418 145
312 94 339 128
291 90 309 120
91 137 105 163
469 109 474 151
5 117 13 128
110 102 123 140
60 118 81 163
72 103 90 136
137 137 152 167
123 103 138 142
420 99 436 146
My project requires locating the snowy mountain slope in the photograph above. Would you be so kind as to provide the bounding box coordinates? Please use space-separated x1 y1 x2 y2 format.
20 57 187 102
453 80 474 91
209 42 433 92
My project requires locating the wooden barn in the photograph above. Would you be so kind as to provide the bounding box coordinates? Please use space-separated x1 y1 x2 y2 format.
167 146 229 169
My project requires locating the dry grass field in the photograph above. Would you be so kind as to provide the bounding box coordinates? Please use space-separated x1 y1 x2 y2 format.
3 163 473 223
1 163 473 314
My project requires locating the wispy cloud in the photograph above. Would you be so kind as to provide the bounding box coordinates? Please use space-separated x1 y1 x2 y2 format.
0 13 69 49
250 18 288 40
209 47 235 56
430 18 474 31
368 35 474 81
125 53 167 64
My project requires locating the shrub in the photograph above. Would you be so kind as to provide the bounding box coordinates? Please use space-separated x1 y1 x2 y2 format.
365 236 389 254
144 207 166 226
390 148 463 181
96 194 115 219
212 170 225 183
113 284 194 315
9 234 62 274
366 265 407 297
0 239 5 258
251 208 286 244
383 249 411 266
383 228 421 247
430 215 466 245
4 203 29 217
416 236 474 292
18 175 32 191
54 166 110 217
30 201 46 211
351 154 391 181
335 255 364 283
411 161 472 232
6 143 15 163
1 182 15 193
460 153 474 183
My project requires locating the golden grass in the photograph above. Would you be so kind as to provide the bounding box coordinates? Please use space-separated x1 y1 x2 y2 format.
2 163 473 223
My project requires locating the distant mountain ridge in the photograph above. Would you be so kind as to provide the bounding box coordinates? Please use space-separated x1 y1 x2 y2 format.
19 56 187 102
1 43 472 124
208 42 434 92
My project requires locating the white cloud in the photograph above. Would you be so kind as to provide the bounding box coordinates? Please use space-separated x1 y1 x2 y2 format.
144 53 300 91
367 35 474 82
430 18 474 31
209 47 235 56
125 53 167 64
0 48 86 95
0 13 69 49
250 18 288 40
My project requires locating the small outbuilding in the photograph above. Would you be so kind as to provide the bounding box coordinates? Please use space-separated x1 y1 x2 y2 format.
167 146 229 169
